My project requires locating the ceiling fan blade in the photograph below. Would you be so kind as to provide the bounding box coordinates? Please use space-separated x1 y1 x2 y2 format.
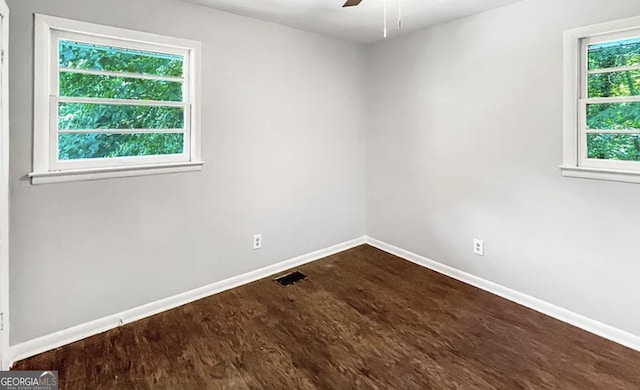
343 0 363 7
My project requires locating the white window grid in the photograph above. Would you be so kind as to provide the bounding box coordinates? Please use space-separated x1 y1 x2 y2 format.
49 30 192 171
578 28 640 172
32 14 202 182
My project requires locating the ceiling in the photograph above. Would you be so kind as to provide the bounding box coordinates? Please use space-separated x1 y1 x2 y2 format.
180 0 522 43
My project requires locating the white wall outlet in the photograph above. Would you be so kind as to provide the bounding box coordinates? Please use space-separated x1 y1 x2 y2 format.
473 239 484 256
253 234 262 250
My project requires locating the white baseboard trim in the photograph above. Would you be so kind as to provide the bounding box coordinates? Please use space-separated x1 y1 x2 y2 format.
9 236 367 366
364 236 640 353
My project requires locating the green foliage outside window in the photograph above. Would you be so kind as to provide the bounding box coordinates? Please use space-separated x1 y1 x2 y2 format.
59 103 184 130
587 134 640 161
59 72 183 102
59 133 184 160
587 102 640 130
59 41 183 77
587 38 640 161
58 40 185 161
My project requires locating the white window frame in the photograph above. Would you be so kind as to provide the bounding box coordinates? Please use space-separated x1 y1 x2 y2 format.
30 15 203 185
561 15 640 184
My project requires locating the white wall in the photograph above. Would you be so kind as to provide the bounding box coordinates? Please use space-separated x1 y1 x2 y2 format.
8 0 367 344
367 0 640 336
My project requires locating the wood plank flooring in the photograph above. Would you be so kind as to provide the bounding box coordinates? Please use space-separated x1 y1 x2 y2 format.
13 245 640 389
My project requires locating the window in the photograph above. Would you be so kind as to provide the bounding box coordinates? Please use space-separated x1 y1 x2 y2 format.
562 16 640 183
30 15 202 184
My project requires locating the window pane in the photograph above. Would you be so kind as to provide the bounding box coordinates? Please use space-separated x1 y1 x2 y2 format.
59 133 184 160
588 70 640 98
59 103 184 130
588 38 640 70
60 72 183 101
588 133 640 161
59 40 183 77
587 102 640 130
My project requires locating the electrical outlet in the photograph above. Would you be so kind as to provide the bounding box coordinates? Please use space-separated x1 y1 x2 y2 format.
473 239 484 256
253 234 262 250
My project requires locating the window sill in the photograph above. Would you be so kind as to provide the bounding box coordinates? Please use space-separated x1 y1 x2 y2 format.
560 165 640 184
29 161 204 185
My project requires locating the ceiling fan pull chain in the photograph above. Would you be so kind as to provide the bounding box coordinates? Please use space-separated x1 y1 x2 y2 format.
398 0 402 31
383 0 388 38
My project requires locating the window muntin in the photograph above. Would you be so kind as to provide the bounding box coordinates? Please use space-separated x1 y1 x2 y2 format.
580 31 640 168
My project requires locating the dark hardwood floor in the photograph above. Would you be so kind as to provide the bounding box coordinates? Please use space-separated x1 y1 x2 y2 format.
13 245 640 389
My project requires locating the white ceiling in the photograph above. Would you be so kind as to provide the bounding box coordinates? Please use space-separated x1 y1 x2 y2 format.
181 0 522 43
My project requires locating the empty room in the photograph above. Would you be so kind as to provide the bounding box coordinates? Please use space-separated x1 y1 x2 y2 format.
0 0 640 388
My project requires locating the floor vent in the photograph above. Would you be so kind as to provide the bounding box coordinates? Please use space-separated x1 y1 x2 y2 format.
274 271 307 286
